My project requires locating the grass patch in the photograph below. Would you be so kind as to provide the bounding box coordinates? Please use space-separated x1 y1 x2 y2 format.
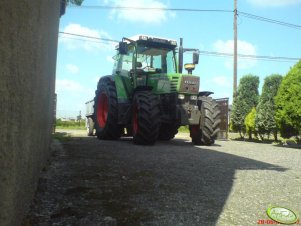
178 125 189 133
55 118 86 130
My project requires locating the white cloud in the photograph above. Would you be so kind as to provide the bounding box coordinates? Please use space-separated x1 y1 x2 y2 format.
56 79 94 96
214 40 256 55
106 55 115 63
94 76 102 82
59 24 114 52
248 0 301 7
56 79 84 92
212 76 231 87
105 0 174 23
213 40 257 69
66 64 79 74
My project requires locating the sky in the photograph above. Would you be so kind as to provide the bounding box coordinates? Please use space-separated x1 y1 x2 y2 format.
56 0 301 118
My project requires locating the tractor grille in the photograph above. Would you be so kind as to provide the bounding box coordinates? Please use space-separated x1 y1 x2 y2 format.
170 76 179 92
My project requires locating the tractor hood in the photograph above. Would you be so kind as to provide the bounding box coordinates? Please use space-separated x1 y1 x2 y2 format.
146 73 200 94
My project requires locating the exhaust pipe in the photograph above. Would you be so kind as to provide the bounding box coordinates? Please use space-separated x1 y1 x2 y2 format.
178 38 183 73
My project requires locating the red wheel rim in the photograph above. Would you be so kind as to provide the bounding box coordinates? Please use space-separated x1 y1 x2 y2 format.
97 92 108 128
132 106 138 135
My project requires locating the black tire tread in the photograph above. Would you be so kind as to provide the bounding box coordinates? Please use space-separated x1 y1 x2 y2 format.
133 91 160 145
191 96 221 145
93 77 122 140
158 123 179 141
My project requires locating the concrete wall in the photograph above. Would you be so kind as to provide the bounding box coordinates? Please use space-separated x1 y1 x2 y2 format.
0 1 60 225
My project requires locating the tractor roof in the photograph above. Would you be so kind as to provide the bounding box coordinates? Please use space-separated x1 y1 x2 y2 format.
126 34 177 47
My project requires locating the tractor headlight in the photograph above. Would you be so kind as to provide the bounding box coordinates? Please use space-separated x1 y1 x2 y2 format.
190 95 197 100
178 94 185 100
139 35 148 40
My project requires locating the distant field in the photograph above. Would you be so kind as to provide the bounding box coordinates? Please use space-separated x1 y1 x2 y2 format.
55 125 86 130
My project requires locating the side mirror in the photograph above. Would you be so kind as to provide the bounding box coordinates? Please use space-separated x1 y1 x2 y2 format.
119 42 128 55
193 52 199 64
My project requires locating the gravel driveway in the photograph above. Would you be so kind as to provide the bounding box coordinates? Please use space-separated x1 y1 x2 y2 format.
24 131 301 226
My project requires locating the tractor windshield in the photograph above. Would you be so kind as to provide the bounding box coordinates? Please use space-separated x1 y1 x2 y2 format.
136 45 177 74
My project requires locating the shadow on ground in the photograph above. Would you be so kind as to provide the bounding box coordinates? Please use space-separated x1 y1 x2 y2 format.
230 137 301 149
24 136 287 226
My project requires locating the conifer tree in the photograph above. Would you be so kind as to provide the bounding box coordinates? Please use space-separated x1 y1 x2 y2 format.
255 74 282 141
231 74 259 138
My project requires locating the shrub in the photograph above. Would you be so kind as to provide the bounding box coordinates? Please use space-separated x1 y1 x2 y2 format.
275 60 301 138
245 107 256 140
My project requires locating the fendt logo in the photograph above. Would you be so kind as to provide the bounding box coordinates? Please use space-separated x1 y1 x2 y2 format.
184 80 197 85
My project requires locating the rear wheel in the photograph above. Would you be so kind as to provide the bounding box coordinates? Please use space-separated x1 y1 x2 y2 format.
132 91 160 145
94 78 122 140
158 123 179 141
87 117 94 136
190 96 221 145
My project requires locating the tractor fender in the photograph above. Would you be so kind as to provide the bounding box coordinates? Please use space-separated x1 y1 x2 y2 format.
198 91 214 97
98 75 115 83
97 75 115 89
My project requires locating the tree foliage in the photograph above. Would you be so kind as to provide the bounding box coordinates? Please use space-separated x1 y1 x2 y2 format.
231 74 259 137
245 107 256 140
255 74 282 140
275 60 301 138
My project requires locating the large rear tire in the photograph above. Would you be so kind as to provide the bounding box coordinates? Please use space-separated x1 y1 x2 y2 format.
190 96 221 145
93 78 122 140
132 91 160 145
158 123 179 141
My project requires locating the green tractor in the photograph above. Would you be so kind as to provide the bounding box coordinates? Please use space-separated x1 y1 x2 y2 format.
93 35 220 145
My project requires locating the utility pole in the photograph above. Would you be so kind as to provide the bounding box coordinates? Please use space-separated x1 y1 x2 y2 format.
233 0 238 98
77 110 82 126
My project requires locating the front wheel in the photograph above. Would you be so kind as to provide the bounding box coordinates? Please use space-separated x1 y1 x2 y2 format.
190 96 221 145
93 78 122 140
158 123 179 141
132 91 161 145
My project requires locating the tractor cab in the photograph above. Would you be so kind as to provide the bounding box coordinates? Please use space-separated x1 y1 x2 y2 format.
113 35 178 89
113 35 201 96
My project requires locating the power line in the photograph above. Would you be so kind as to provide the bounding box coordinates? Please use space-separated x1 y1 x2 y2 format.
199 51 299 62
59 31 119 42
68 5 233 13
238 11 301 30
66 5 301 30
58 32 300 62
58 35 113 44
